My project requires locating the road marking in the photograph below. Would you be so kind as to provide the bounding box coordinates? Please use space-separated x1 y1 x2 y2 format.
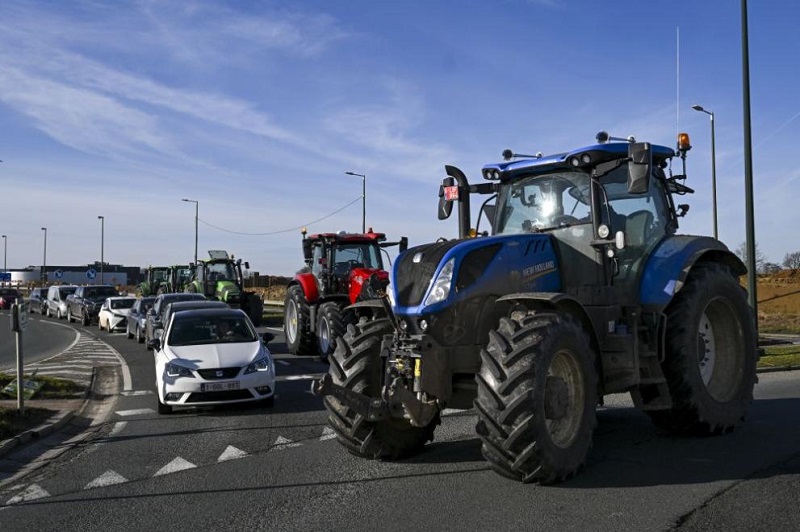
6 484 50 505
85 470 128 489
273 436 302 450
277 374 325 381
320 427 336 441
109 421 127 436
115 408 154 417
218 445 248 462
154 457 197 476
120 390 154 396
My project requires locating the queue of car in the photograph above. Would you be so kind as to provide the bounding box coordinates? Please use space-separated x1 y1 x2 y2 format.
22 284 276 415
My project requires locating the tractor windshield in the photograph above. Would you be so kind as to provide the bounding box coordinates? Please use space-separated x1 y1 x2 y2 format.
495 171 592 234
152 269 169 282
332 243 382 271
206 261 237 281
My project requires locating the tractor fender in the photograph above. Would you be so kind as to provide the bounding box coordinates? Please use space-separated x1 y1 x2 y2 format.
640 235 746 310
495 292 599 352
344 299 385 311
293 272 319 303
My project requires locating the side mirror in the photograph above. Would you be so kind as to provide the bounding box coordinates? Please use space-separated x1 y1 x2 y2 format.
148 338 161 351
261 332 275 344
399 236 408 253
627 142 651 194
438 176 455 220
302 239 313 263
244 262 250 269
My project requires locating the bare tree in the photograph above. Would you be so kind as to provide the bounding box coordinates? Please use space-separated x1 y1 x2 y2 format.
783 251 800 271
735 241 767 273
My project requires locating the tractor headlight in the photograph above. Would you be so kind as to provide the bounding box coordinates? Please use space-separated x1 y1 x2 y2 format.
386 284 396 307
424 258 455 306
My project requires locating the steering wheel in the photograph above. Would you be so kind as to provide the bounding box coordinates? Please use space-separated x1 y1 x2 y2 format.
552 215 580 226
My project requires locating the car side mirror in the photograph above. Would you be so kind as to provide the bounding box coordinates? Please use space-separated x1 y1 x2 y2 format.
261 332 275 344
148 338 161 351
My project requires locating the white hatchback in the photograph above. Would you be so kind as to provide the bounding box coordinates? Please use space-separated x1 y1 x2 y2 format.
98 296 137 332
151 308 275 414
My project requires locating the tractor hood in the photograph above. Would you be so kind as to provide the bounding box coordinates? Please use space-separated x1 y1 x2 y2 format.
390 233 561 315
215 280 241 303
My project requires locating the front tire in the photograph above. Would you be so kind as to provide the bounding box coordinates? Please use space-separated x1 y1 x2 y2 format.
157 397 172 415
67 308 73 323
136 325 144 344
324 318 439 459
316 302 345 361
82 310 90 327
475 312 598 484
648 263 757 435
284 285 314 356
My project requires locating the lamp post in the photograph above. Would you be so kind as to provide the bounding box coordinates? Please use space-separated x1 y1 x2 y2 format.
98 215 105 284
182 199 199 265
2 234 6 275
41 227 47 283
692 104 718 240
345 171 366 233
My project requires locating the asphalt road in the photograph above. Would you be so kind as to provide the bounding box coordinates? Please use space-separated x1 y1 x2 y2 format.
0 316 799 531
0 310 78 371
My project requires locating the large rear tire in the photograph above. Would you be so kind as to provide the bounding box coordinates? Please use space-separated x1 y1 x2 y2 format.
284 285 314 356
648 263 757 435
316 302 345 361
475 311 598 484
324 318 439 459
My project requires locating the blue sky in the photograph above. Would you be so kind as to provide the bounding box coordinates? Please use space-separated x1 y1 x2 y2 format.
1 1 798 276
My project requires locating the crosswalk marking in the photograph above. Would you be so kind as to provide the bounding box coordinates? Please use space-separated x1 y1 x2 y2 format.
85 470 128 489
154 457 196 476
218 445 248 462
115 408 155 417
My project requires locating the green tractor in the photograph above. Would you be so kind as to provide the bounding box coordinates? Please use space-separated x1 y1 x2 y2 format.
186 250 264 326
138 266 171 296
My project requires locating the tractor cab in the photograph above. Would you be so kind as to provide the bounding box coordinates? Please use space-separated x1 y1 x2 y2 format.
191 250 246 303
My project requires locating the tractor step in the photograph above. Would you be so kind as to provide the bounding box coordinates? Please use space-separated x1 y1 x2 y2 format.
631 351 673 411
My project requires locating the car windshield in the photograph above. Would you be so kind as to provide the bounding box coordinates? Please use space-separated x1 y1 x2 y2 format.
85 287 118 298
495 171 592 234
111 299 135 310
168 315 257 346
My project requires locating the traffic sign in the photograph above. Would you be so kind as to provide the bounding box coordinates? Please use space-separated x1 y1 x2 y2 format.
54 269 64 279
87 269 97 280
0 272 10 281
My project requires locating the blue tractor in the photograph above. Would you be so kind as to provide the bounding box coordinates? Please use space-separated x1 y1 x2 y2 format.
313 132 757 483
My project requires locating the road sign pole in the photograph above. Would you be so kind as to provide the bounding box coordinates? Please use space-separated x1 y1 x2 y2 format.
12 302 25 415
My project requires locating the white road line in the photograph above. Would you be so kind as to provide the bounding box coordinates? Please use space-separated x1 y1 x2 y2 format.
120 390 154 396
320 427 337 441
115 408 154 417
154 457 196 476
277 374 325 381
32 370 93 377
5 484 50 505
218 445 248 462
85 470 128 489
109 421 127 436
272 436 302 450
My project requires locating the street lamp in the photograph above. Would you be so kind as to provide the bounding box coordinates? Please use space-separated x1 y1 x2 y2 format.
98 215 105 284
345 171 366 233
182 199 199 265
692 104 718 240
2 234 6 274
41 227 47 283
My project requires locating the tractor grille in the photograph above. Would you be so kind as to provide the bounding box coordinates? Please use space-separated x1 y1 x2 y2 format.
197 367 241 380
395 240 462 307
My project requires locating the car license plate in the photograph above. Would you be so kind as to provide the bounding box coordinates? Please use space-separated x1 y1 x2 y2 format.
201 381 240 392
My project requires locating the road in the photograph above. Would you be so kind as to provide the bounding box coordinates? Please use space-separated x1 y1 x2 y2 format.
0 310 78 370
0 315 798 531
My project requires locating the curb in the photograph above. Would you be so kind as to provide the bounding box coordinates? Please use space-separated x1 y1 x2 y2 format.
0 368 96 459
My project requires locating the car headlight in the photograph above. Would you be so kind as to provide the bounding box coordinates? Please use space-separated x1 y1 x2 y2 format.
245 355 273 375
423 258 455 306
165 362 194 378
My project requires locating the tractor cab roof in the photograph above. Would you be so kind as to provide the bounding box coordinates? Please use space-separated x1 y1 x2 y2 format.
481 133 676 183
306 230 386 244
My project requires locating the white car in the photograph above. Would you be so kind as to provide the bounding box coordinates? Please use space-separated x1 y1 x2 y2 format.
151 308 275 414
98 296 137 332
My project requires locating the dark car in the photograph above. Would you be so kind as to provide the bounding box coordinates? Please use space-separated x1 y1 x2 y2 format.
156 300 229 341
27 287 48 314
66 285 119 325
145 292 207 349
0 288 22 310
126 296 156 343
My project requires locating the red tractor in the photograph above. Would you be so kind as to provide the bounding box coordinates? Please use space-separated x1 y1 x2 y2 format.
284 228 407 359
